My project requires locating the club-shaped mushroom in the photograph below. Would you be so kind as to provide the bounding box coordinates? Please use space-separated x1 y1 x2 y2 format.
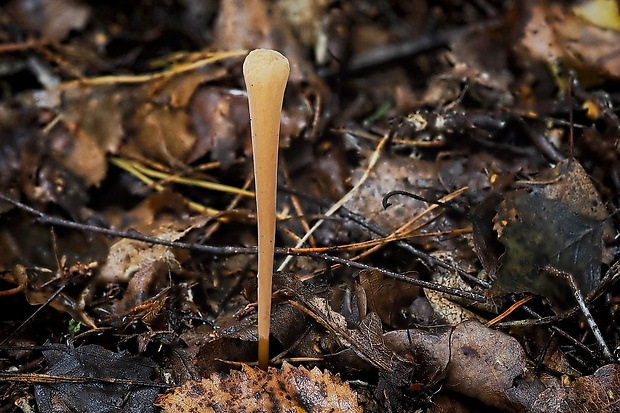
243 49 290 370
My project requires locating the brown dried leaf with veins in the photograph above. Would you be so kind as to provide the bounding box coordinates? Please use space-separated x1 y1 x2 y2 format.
155 363 362 413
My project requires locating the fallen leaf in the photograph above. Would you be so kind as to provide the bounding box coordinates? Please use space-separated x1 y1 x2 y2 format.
6 0 90 42
532 364 620 412
156 363 362 413
486 159 606 308
98 213 207 284
188 87 249 168
34 344 158 413
384 320 546 412
359 269 421 328
519 1 620 82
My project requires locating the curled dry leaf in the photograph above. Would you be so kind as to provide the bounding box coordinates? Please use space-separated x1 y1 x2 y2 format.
359 269 421 329
189 87 250 168
127 71 219 168
155 363 362 413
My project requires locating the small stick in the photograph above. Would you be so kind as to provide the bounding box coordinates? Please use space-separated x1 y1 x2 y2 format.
243 49 290 370
544 265 615 362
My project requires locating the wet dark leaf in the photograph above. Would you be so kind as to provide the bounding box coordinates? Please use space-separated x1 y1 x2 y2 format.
476 159 607 308
34 344 158 413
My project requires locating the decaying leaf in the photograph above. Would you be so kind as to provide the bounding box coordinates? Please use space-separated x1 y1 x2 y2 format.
424 250 491 325
519 1 620 82
127 71 217 168
344 154 442 234
212 0 328 142
188 87 250 168
385 320 545 412
532 363 620 412
155 363 362 413
446 321 543 412
98 214 207 284
359 269 421 328
273 272 415 382
6 0 91 42
34 344 158 413
474 159 607 308
17 55 239 188
47 85 123 187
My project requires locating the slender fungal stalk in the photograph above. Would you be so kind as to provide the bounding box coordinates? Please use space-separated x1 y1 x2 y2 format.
243 49 289 370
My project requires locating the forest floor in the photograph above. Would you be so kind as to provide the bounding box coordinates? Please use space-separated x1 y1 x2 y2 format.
2 1 620 412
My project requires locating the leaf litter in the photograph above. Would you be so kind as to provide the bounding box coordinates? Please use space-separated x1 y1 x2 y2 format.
1 1 620 412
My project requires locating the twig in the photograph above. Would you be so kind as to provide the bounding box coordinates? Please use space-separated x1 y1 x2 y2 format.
346 26 470 73
58 50 247 88
109 157 220 215
0 193 240 254
281 185 487 286
0 371 171 388
485 295 534 327
0 192 486 302
113 157 254 197
543 265 615 362
277 131 390 271
492 260 620 328
0 284 66 346
305 252 485 302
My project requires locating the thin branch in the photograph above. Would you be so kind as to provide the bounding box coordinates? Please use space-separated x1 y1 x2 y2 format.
0 192 487 303
277 131 390 271
544 265 615 362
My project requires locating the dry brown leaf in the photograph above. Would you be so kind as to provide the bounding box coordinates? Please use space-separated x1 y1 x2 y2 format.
98 214 207 284
519 1 620 82
155 363 362 413
384 320 545 412
47 85 125 187
188 87 249 168
359 269 421 329
212 0 328 142
40 64 233 183
344 154 440 233
128 71 222 167
532 364 620 412
6 0 90 42
213 0 309 84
